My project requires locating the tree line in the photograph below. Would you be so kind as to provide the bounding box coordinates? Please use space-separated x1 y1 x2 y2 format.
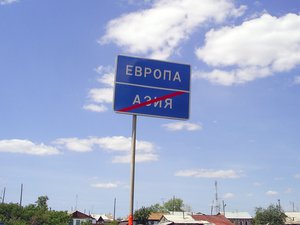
0 196 288 225
0 196 70 225
134 197 287 225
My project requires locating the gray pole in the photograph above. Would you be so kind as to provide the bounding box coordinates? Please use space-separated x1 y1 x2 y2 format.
113 197 116 221
129 115 137 225
2 187 5 204
173 195 175 213
222 200 226 216
19 184 23 206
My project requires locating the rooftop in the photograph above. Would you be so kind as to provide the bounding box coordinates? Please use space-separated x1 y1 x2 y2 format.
222 212 252 219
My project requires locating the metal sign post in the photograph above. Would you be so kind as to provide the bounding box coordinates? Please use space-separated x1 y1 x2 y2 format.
114 55 191 120
129 114 137 225
114 55 191 225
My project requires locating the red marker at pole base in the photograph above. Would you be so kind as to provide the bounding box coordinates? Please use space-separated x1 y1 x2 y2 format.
128 214 133 225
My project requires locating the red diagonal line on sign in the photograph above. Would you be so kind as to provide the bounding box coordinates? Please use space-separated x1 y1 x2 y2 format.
118 91 185 112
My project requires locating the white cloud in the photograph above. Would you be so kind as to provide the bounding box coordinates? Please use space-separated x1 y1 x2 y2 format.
0 139 60 156
266 190 278 196
175 169 243 179
162 121 202 131
223 192 235 199
195 13 300 85
96 136 159 163
112 153 158 163
88 88 113 103
100 0 245 60
294 174 300 179
94 66 115 87
83 104 108 112
193 67 271 86
91 182 119 189
0 0 18 5
84 66 114 113
84 87 113 113
294 76 300 85
54 138 95 153
95 136 132 152
54 136 158 163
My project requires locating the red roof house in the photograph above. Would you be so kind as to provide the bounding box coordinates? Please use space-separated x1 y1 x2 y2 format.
192 214 234 225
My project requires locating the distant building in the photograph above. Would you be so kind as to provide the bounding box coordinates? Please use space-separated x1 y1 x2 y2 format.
158 213 211 225
285 212 300 225
91 214 114 224
222 212 252 225
148 212 166 225
192 213 234 225
69 210 97 225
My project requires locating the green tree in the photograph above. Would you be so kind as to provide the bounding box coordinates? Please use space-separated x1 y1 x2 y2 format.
0 203 25 225
48 210 71 225
81 221 92 225
0 196 70 225
36 195 49 210
254 204 287 225
163 198 184 212
148 203 168 213
134 207 152 225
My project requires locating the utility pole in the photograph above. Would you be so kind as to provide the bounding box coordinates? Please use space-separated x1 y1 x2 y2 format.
290 201 295 212
1 187 5 203
75 194 78 211
113 197 116 221
173 195 175 214
222 200 226 216
19 184 23 206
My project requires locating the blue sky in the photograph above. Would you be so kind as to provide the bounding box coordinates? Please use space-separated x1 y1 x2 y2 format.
1 0 300 217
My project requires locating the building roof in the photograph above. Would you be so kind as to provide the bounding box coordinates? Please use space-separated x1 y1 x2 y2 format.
192 214 234 225
223 212 252 219
285 212 300 224
159 214 211 225
71 210 95 220
91 214 113 222
149 212 166 221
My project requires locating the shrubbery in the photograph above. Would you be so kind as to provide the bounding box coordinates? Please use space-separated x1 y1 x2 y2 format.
0 196 70 225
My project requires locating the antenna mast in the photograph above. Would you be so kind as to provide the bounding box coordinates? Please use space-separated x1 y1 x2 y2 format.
214 181 220 214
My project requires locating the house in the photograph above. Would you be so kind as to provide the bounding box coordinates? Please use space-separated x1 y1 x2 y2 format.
222 212 252 225
90 214 105 224
91 214 114 224
285 212 300 225
70 210 97 225
148 212 166 225
158 213 212 225
192 213 234 225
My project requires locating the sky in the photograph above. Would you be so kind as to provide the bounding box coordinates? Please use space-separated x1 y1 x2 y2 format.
0 0 300 218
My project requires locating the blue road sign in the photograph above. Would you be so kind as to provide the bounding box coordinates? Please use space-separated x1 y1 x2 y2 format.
114 55 191 120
